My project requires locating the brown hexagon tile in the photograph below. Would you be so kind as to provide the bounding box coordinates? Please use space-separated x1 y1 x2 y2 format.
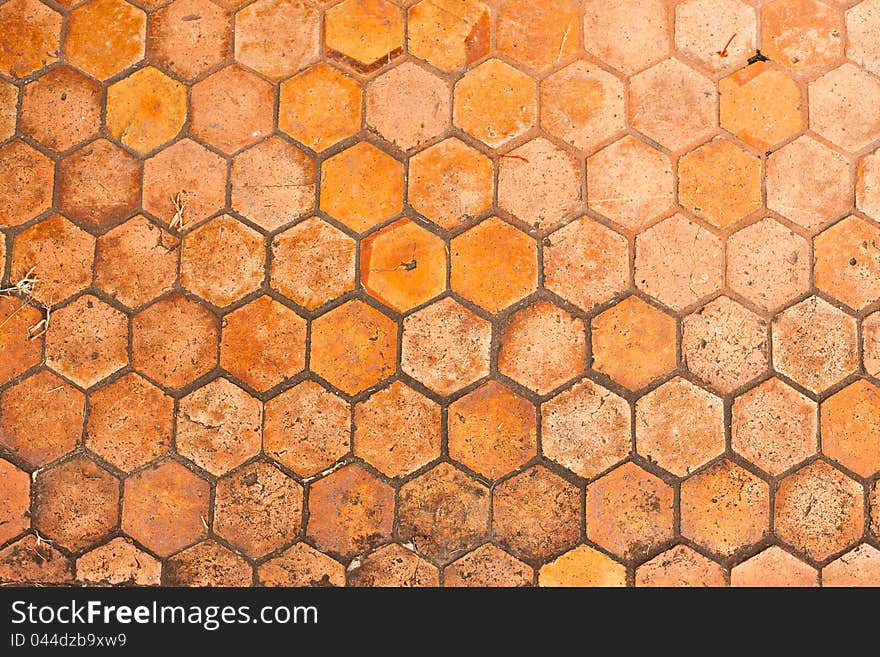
628 59 716 153
766 136 851 232
809 63 880 153
180 215 264 308
0 80 16 141
86 373 173 472
122 459 210 557
32 455 119 551
221 296 306 391
0 140 54 228
20 67 101 152
542 378 631 480
761 0 845 74
57 139 140 230
95 216 179 309
448 380 536 480
231 136 316 231
497 138 581 231
361 218 446 312
771 295 858 394
401 297 491 396
177 378 262 476
307 463 394 558
675 0 757 73
451 216 536 313
65 0 146 80
76 538 162 586
636 545 725 587
452 58 535 149
0 296 42 385
732 378 817 475
0 535 73 585
264 380 350 477
719 62 803 151
498 301 586 395
586 135 674 232
278 64 361 151
320 141 404 234
636 377 725 478
821 380 880 478
0 458 29 544
815 215 880 311
866 311 880 378
583 0 671 75
270 217 356 310
538 545 626 587
0 0 60 78
348 544 439 587
45 295 128 389
635 214 723 312
823 544 880 586
132 294 219 390
591 296 677 391
189 65 274 155
726 217 810 313
848 0 880 75
775 460 864 560
324 0 404 71
406 0 489 72
214 461 302 558
858 147 880 220
682 296 768 394
10 214 94 306
164 540 252 587
444 544 532 587
234 0 320 80
354 381 439 479
148 0 231 80
544 216 628 312
398 462 489 562
258 542 345 586
496 0 578 72
730 546 817 587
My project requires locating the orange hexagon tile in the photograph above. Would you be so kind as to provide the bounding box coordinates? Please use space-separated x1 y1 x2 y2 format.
164 541 251 587
0 459 30 545
258 543 345 587
324 0 404 72
636 545 725 587
866 311 880 378
821 380 880 477
0 536 73 585
847 0 880 75
0 297 43 385
810 63 880 153
406 0 489 72
148 0 231 80
583 0 671 75
75 538 162 587
496 0 579 72
0 140 54 228
823 544 880 586
857 147 880 220
444 544 532 587
0 0 60 79
675 0 757 73
65 0 146 80
815 215 880 311
0 80 17 141
731 546 817 587
20 67 102 152
349 544 439 587
538 545 626 587
234 0 320 80
761 0 845 75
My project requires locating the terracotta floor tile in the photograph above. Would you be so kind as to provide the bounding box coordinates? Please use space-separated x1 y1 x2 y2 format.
583 0 671 75
0 296 41 385
348 544 439 587
149 0 231 80
496 0 579 72
760 0 845 74
821 380 880 477
234 0 320 80
64 0 146 81
165 540 252 587
635 545 726 587
0 140 54 228
675 0 757 73
0 535 73 585
0 458 30 544
0 80 17 141
810 64 880 153
406 0 489 73
538 545 626 587
731 546 817 587
76 538 162 586
0 0 60 79
258 542 344 587
846 0 880 75
823 544 880 587
443 544 532 587
815 215 880 311
857 147 880 219
20 67 102 152
324 0 404 72
865 311 880 378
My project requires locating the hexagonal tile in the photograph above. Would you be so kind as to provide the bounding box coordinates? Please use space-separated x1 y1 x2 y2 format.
496 0 579 71
731 546 817 587
726 217 810 312
324 0 404 71
0 0 60 78
398 463 489 562
0 535 72 584
142 138 227 229
872 481 880 538
675 0 757 72
122 459 210 557
354 381 439 478
164 540 252 586
308 463 394 558
857 147 880 219
310 300 396 395
866 311 880 377
279 64 361 151
822 380 880 477
180 215 264 308
761 0 844 74
348 544 439 587
815 215 880 311
20 67 101 152
320 141 404 233
766 136 851 232
636 377 725 478
85 373 173 472
538 545 626 587
586 135 674 232
583 0 671 75
628 59 716 152
76 538 162 586
635 214 723 311
65 0 145 80
452 58 536 148
0 80 16 141
847 0 880 75
214 461 302 558
823 544 880 586
0 140 54 228
264 380 350 477
270 217 356 310
234 0 320 79
57 139 140 229
361 218 446 312
591 296 677 391
0 297 42 385
719 62 803 150
443 544 532 587
635 545 725 587
809 63 880 152
132 294 219 390
177 378 262 476
401 297 491 396
498 301 585 395
406 0 489 72
33 455 118 551
258 542 345 586
148 0 231 80
677 138 762 229
189 65 274 155
11 214 94 306
0 459 30 544
771 296 858 394
774 460 863 560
